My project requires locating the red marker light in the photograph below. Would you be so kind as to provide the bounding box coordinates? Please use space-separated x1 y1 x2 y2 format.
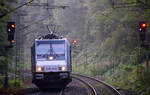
141 23 146 28
72 40 78 45
73 40 77 43
11 24 15 28
139 22 147 29
11 40 16 43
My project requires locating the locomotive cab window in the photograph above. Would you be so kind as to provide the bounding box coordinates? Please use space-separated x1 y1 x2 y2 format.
36 41 65 60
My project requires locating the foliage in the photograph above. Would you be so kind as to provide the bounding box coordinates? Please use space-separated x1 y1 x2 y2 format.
72 0 150 95
133 68 150 95
0 76 4 88
0 0 15 88
9 79 22 87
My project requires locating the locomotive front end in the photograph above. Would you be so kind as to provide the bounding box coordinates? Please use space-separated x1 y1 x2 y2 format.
31 38 72 89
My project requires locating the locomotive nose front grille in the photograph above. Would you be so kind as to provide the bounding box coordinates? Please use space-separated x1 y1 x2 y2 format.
44 73 60 81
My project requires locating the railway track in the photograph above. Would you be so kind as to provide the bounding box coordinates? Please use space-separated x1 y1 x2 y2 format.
25 73 122 95
59 76 98 95
25 88 64 95
26 76 98 95
72 73 122 95
71 76 98 95
59 89 65 95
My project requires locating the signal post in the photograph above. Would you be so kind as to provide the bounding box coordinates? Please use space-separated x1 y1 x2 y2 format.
137 21 149 78
2 22 16 88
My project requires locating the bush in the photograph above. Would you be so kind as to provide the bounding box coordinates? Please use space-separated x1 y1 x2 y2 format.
0 76 4 88
9 79 22 87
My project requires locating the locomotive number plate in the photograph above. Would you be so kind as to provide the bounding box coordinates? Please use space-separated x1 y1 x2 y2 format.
45 66 58 71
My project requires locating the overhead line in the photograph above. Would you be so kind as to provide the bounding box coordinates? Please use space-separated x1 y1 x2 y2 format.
19 15 50 31
0 0 34 19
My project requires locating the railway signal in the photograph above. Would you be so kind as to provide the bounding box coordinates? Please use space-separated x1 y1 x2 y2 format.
72 40 78 45
138 21 147 41
7 22 15 42
139 22 147 31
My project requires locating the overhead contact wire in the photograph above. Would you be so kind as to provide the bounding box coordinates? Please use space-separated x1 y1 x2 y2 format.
0 0 34 19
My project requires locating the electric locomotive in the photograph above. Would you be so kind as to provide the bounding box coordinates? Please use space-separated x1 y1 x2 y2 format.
31 33 72 89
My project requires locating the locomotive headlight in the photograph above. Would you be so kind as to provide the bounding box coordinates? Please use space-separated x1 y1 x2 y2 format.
36 66 44 72
59 66 67 71
48 56 54 60
62 66 66 71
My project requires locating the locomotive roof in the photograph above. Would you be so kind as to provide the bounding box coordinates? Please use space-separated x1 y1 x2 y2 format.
35 38 67 41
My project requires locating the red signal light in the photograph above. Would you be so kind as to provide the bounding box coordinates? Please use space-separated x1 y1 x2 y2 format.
11 24 15 28
11 40 16 43
72 40 78 45
73 40 77 43
142 23 146 28
139 22 147 29
140 23 147 28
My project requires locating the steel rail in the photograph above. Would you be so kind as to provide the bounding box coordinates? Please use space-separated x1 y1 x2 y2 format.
72 76 98 95
59 89 65 95
72 73 122 95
